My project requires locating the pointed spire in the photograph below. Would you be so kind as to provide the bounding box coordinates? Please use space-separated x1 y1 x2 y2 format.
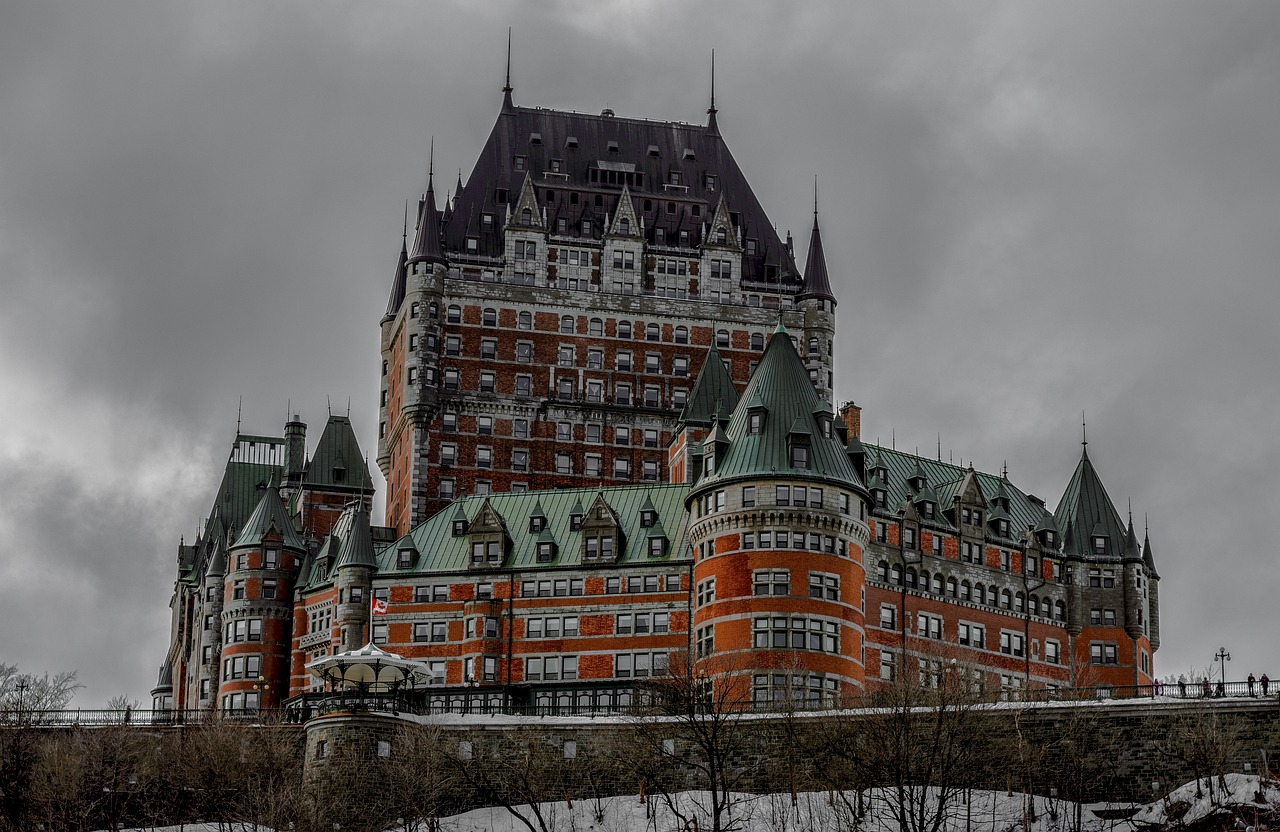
1142 518 1159 576
501 29 514 112
383 204 410 321
706 50 720 137
797 180 836 304
1124 511 1142 561
680 342 739 427
408 140 446 266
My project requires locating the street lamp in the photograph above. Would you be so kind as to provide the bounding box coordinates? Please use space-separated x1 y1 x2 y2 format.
253 674 270 712
1215 648 1231 688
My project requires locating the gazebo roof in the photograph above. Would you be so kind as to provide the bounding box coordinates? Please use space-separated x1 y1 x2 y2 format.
306 643 432 691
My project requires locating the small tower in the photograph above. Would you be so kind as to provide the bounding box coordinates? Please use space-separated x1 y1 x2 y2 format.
669 342 739 484
333 502 377 653
219 478 307 712
796 189 838 402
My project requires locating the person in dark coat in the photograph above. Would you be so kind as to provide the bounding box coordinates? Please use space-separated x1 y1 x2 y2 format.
1262 673 1270 696
1248 673 1257 696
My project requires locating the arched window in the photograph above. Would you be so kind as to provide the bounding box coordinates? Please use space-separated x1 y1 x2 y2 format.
1015 592 1026 613
521 208 532 225
750 332 764 350
517 311 532 330
619 218 630 235
917 571 928 592
646 322 660 341
716 330 730 348
905 568 917 589
946 577 958 598
560 315 574 334
1029 596 1040 617
960 581 971 601
879 561 890 582
716 227 727 245
447 304 461 324
589 318 603 336
974 584 986 605
1055 600 1066 621
932 574 943 594
675 326 688 344
890 564 902 586
1001 589 1013 610
482 308 497 327
429 302 439 319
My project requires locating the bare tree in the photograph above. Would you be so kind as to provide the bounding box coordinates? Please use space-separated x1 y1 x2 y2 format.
1155 699 1244 803
821 651 992 832
449 725 578 832
380 723 455 832
625 650 756 832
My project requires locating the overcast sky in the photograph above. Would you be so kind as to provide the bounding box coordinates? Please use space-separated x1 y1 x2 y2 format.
2 1 1277 706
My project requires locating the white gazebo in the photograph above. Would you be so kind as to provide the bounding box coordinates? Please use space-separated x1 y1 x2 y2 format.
306 642 432 692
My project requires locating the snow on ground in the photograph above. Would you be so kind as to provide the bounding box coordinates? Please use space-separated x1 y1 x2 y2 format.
103 775 1280 831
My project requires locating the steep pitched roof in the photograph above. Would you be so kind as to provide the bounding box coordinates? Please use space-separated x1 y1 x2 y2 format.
232 482 306 551
679 343 739 427
798 213 836 303
334 503 376 570
407 171 446 266
1143 527 1159 578
1052 446 1128 559
382 237 409 323
303 415 374 492
693 326 862 490
443 103 799 286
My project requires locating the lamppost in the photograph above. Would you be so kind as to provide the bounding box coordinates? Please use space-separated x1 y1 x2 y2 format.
1215 648 1231 688
253 675 270 714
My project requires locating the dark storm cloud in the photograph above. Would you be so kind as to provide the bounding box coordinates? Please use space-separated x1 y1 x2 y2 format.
1 0 1276 703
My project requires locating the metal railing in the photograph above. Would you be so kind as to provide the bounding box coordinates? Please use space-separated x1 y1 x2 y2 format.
4 680 1274 728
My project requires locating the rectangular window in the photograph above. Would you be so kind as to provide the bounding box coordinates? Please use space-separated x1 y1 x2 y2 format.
742 486 756 507
809 573 839 600
754 569 790 596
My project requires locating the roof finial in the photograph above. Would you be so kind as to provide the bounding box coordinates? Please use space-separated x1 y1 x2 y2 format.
937 433 942 462
501 28 514 109
814 175 819 218
402 201 408 247
236 395 242 435
1002 460 1009 479
1081 411 1087 447
706 50 720 136
427 137 435 193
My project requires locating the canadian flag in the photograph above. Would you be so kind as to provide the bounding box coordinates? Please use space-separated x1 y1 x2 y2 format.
370 597 389 616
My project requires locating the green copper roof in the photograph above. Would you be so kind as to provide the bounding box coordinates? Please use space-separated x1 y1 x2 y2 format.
1053 446 1127 560
232 483 307 551
692 327 861 492
334 504 377 569
378 484 690 574
680 344 739 427
303 415 374 492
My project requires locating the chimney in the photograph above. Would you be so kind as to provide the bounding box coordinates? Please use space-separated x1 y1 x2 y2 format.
284 415 307 482
839 401 861 439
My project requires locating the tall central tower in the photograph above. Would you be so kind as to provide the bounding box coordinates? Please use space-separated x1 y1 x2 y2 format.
377 82 835 536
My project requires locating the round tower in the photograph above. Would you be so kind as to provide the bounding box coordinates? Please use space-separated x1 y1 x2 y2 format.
686 327 869 706
333 502 377 653
795 200 837 403
218 481 307 713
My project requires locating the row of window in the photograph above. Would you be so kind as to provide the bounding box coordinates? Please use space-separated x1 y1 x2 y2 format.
874 562 1067 621
751 673 841 707
696 486 854 516
752 616 841 653
874 606 1063 664
436 414 664 447
741 530 848 557
221 654 261 681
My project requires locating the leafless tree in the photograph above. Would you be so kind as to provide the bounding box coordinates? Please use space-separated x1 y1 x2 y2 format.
449 725 578 832
1155 699 1245 803
379 723 455 832
625 650 756 832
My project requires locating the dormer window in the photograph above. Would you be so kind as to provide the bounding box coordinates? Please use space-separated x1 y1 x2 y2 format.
570 512 583 531
584 535 615 561
640 509 656 528
452 519 467 537
514 155 526 170
716 227 727 245
397 549 414 569
874 490 887 509
529 515 546 533
703 452 715 476
749 412 764 435
998 519 1010 538
521 208 533 225
921 503 935 520
607 140 620 153
470 539 502 566
536 541 556 563
648 537 667 558
1043 531 1056 548
619 218 630 235
332 466 346 483
1093 536 1108 556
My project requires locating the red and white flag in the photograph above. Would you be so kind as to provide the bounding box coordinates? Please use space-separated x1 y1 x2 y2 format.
371 597 389 616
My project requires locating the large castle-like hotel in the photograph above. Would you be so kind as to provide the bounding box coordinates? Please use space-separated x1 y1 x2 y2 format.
153 76 1161 715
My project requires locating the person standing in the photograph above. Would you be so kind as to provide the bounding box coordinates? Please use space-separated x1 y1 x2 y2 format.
1262 673 1270 696
1249 673 1257 696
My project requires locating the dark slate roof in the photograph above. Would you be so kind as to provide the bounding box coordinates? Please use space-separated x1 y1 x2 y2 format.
1143 528 1159 577
1053 446 1128 559
378 484 690 574
303 415 374 492
798 213 836 303
383 238 408 323
408 177 446 267
693 326 862 491
334 504 377 570
679 343 739 427
232 483 307 551
444 103 800 287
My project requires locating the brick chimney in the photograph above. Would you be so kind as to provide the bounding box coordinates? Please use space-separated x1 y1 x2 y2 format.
839 401 861 439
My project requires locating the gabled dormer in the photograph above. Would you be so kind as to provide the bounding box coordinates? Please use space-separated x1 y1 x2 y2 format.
1034 509 1060 552
528 500 548 534
450 503 468 538
953 467 986 531
786 417 813 470
907 460 928 494
638 494 659 529
899 499 921 552
703 194 741 251
644 517 669 559
744 392 768 437
605 185 642 239
811 403 834 440
866 450 889 512
568 497 585 532
534 529 558 564
508 173 545 231
466 498 509 569
700 420 730 479
581 492 622 563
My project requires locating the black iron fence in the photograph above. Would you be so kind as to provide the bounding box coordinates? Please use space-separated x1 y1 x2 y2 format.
3 679 1274 727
